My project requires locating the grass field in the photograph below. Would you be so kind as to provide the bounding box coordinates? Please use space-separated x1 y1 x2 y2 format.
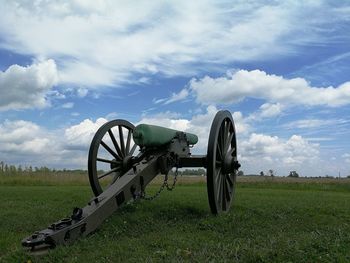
0 175 349 262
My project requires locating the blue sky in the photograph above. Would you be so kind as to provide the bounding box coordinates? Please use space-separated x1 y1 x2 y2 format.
0 1 350 176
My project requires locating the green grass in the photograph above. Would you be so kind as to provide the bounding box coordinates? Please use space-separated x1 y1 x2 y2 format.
0 177 349 262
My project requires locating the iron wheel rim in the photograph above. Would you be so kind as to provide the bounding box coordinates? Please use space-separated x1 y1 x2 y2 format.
88 119 138 196
207 110 237 214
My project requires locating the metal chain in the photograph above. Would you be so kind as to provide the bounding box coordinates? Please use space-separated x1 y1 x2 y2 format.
164 166 178 191
138 166 178 201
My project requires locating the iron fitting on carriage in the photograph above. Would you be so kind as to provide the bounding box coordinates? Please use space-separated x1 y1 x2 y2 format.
222 152 241 174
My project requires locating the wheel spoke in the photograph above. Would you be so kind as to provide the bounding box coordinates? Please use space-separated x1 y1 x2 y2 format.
96 157 117 164
98 167 119 179
216 168 222 202
101 141 120 160
108 129 123 158
229 147 236 156
126 129 131 155
216 143 223 160
217 178 223 205
215 167 222 184
119 126 125 156
221 175 226 210
219 123 223 149
224 132 234 154
129 143 137 155
224 177 231 201
220 123 225 156
224 120 229 147
226 174 234 187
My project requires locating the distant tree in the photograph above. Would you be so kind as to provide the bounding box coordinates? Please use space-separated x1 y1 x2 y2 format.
268 169 275 177
288 171 299 177
9 165 17 174
198 168 205 176
260 171 264 176
237 170 244 176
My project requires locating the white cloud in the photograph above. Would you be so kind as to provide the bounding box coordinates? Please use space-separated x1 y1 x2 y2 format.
190 69 350 107
284 118 348 129
0 1 346 87
47 90 66 99
0 118 110 168
105 112 118 120
259 103 284 118
154 89 189 105
306 137 334 142
164 89 189 105
77 88 88 97
240 133 320 174
0 60 58 111
0 120 58 163
248 103 284 121
61 102 74 109
153 98 166 104
231 111 250 135
64 118 108 150
342 153 350 163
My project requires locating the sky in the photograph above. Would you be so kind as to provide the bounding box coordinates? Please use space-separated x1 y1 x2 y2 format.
0 0 350 177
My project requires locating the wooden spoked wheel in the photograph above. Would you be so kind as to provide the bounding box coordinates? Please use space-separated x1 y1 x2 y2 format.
207 110 238 214
88 120 139 196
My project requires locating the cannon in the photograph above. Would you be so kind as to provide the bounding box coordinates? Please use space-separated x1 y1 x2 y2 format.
22 110 240 251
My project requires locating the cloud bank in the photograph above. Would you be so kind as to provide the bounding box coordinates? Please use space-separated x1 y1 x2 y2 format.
0 106 341 176
0 1 347 87
0 60 58 111
190 70 350 107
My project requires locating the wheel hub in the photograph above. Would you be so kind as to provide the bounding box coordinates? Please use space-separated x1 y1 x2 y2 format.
110 159 118 169
110 156 133 172
222 153 232 174
122 155 132 170
222 153 241 174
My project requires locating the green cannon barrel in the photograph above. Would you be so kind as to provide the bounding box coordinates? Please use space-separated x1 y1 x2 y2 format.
133 124 198 147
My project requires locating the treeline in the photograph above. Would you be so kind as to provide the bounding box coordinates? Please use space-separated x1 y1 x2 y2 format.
0 161 206 176
169 168 206 176
2 161 348 178
0 161 86 176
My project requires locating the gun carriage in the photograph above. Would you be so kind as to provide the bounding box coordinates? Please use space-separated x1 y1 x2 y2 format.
22 110 240 251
